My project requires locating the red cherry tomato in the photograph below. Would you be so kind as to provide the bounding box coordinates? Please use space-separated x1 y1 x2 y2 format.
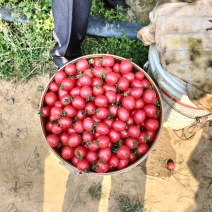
122 96 135 110
108 155 120 168
54 70 67 84
108 129 121 143
83 117 94 131
112 63 120 73
45 92 58 106
105 72 118 85
137 143 149 155
70 87 80 96
94 160 109 173
125 137 139 150
51 124 63 134
127 125 140 138
117 159 129 170
116 145 130 159
73 120 84 133
144 118 159 131
141 79 151 88
80 86 92 98
59 116 72 128
119 60 132 74
63 105 77 118
112 120 126 132
95 107 109 120
105 90 117 103
60 132 70 146
76 58 89 72
143 89 157 104
71 156 79 166
67 126 76 135
40 106 51 117
102 55 115 67
60 78 75 91
123 72 135 82
87 140 99 152
96 122 110 135
138 131 149 143
146 130 157 142
103 118 114 128
94 95 108 107
92 77 103 87
129 152 137 163
98 147 112 161
130 87 143 99
117 107 129 122
103 84 116 92
74 145 87 159
96 135 110 148
68 133 82 147
58 89 69 99
91 57 102 67
133 110 146 124
64 63 77 75
82 131 93 142
92 66 105 78
109 105 119 117
131 79 143 88
135 71 145 80
77 159 90 172
85 151 98 163
54 100 63 108
46 121 53 133
120 130 129 139
46 134 60 147
117 77 130 92
143 104 160 118
135 98 145 109
72 96 86 109
76 109 87 120
61 146 74 160
49 81 59 92
78 74 92 86
84 102 96 115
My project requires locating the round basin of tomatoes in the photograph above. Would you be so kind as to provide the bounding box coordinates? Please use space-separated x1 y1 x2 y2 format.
39 54 163 175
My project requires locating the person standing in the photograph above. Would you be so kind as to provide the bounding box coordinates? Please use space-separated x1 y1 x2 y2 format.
50 0 128 69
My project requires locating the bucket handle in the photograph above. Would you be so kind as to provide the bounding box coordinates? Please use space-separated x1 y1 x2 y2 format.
150 71 195 118
59 161 82 177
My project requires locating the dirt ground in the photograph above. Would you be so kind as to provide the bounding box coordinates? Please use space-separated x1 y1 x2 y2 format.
0 72 212 212
0 1 212 211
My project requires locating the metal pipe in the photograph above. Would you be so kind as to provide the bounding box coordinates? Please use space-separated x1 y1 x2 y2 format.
0 6 145 40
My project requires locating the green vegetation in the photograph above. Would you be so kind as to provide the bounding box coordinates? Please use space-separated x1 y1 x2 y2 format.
82 35 148 67
88 183 102 200
0 0 148 81
117 195 145 212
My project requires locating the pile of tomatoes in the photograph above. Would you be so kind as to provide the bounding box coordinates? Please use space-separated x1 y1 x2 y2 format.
40 55 161 173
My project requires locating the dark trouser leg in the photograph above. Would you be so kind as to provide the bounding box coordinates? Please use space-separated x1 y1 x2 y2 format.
50 0 92 68
103 0 128 9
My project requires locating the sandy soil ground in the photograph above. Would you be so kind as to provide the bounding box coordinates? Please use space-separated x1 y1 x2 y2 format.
0 73 212 212
1 1 212 211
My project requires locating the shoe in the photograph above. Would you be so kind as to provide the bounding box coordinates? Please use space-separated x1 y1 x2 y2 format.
103 0 129 9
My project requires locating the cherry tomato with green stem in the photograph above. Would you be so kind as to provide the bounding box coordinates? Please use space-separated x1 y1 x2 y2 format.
74 145 87 159
77 159 90 172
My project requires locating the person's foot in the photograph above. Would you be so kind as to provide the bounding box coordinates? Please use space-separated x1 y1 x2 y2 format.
103 0 129 9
